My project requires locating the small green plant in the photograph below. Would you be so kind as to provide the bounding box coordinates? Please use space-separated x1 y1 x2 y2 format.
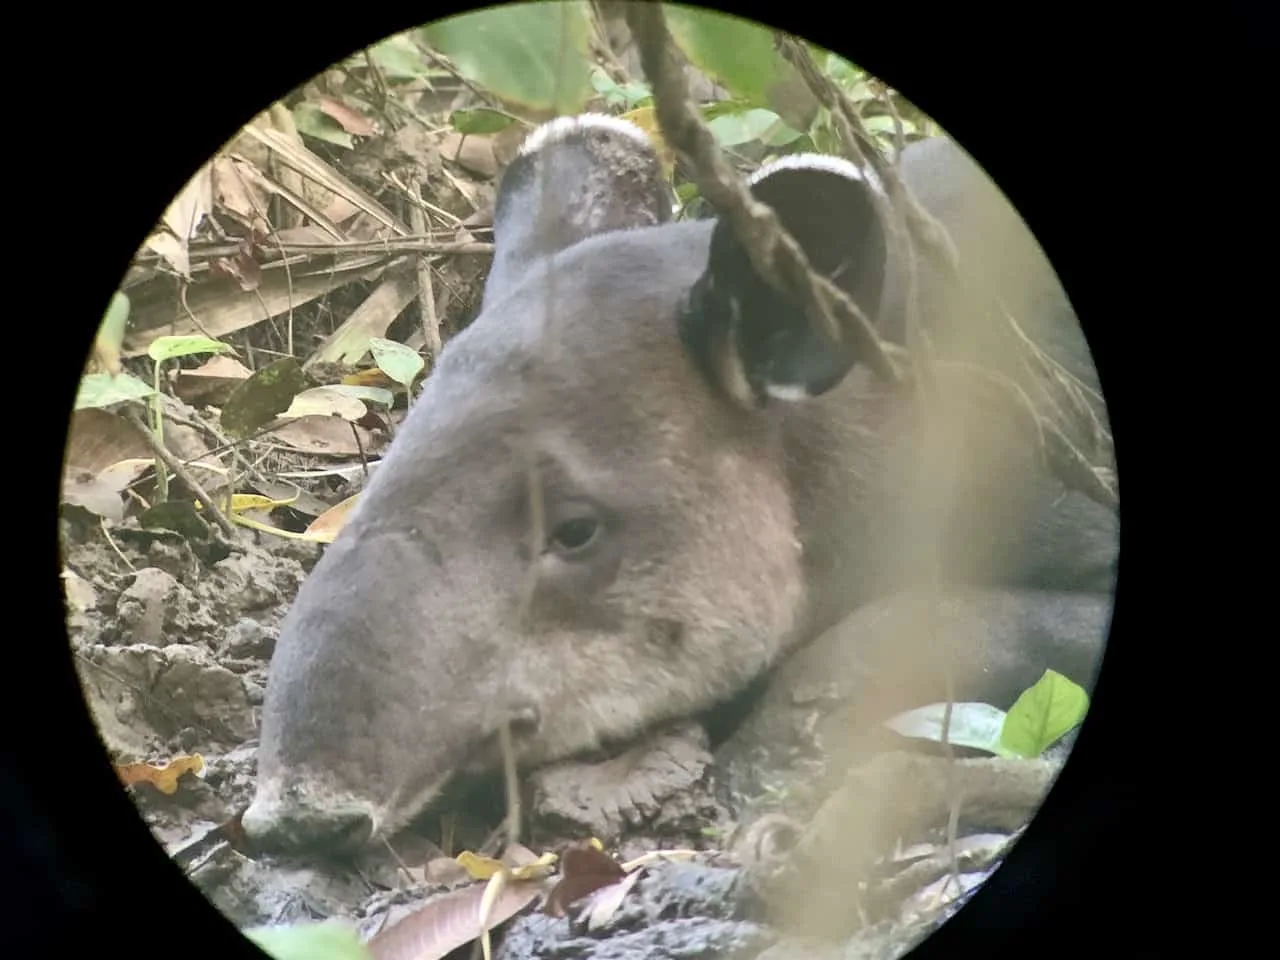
144 335 234 500
244 920 371 960
885 669 1091 759
369 336 426 403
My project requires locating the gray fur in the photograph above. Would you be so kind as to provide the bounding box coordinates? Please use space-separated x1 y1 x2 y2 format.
242 117 1118 853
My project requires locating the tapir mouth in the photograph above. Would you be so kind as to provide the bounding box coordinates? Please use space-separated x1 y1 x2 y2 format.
242 712 528 855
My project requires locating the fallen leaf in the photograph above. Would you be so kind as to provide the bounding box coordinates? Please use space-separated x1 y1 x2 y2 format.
366 878 543 960
209 244 264 291
457 848 558 883
220 358 315 439
439 132 499 179
172 354 253 406
268 417 380 457
583 868 643 932
116 754 205 795
318 96 377 136
280 386 369 423
342 367 399 390
543 841 628 918
61 470 131 521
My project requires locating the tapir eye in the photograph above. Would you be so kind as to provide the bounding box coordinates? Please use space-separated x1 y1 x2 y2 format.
549 515 601 556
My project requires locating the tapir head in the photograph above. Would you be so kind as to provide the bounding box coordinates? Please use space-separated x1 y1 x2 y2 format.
242 114 899 853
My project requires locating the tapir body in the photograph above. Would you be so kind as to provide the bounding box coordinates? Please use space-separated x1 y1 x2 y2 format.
243 114 1118 853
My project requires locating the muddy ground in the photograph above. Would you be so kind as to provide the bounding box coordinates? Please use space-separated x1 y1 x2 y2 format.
61 450 1069 960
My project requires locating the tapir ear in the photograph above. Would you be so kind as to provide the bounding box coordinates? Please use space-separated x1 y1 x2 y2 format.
678 154 890 408
483 113 672 308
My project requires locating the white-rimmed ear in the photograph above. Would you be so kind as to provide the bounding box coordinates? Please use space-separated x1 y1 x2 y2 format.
678 153 890 408
483 113 671 307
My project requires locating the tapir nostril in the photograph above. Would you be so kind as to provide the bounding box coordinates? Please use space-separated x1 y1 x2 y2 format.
508 703 541 735
328 808 376 850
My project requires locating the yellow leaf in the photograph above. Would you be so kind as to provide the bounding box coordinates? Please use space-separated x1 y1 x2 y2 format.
342 367 398 389
115 754 205 795
509 853 558 881
228 492 298 512
620 106 675 176
456 850 506 881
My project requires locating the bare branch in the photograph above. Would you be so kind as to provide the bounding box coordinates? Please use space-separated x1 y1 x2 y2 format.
624 2 900 385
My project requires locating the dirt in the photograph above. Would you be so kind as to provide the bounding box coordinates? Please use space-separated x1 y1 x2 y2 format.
61 495 1058 960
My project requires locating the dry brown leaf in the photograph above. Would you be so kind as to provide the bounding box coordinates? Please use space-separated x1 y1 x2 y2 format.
307 272 421 368
366 879 543 960
583 869 643 932
211 156 271 237
61 462 152 522
268 418 381 457
239 124 407 236
544 842 628 919
280 386 368 423
302 494 360 543
318 96 377 136
142 230 192 279
439 132 499 179
124 258 384 357
144 163 214 277
172 355 253 406
64 409 153 475
163 163 214 240
116 754 205 795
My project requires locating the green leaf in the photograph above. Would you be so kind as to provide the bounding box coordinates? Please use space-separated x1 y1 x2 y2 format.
707 108 784 147
367 36 429 80
618 82 652 110
863 115 904 136
451 108 515 135
139 501 209 541
664 6 780 105
674 182 700 204
369 337 425 388
245 921 372 960
663 7 817 130
884 701 1013 756
147 335 233 363
1000 670 1090 758
292 102 355 149
219 358 315 439
74 372 156 410
98 292 131 355
421 2 594 115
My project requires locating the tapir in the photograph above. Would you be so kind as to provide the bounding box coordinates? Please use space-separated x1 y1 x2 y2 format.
242 113 1119 854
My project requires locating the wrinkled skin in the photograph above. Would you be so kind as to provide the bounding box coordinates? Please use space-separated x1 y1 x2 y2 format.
243 116 1118 854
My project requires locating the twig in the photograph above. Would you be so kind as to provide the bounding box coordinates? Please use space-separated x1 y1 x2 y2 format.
132 237 493 268
624 2 899 386
775 32 1117 512
406 173 442 367
122 407 239 540
99 516 137 572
